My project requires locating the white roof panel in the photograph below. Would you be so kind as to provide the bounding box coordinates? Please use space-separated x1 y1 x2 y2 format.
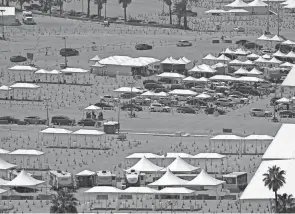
72 129 105 135
0 7 15 16
40 128 72 134
282 67 295 87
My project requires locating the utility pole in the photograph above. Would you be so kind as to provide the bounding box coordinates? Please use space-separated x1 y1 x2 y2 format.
104 1 107 20
0 9 5 40
117 98 120 134
266 0 270 34
128 81 135 117
44 97 50 126
62 37 68 68
277 3 280 36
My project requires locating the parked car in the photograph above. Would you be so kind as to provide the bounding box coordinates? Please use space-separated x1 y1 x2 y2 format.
10 55 27 63
60 48 79 57
228 95 249 104
144 83 165 90
214 98 235 107
243 42 263 50
24 116 47 124
77 118 99 126
177 40 192 47
94 102 114 109
233 26 245 32
279 110 295 118
121 103 143 111
236 39 249 46
171 84 185 90
100 95 114 103
0 116 20 124
187 99 207 107
143 80 160 85
51 116 75 125
250 108 272 117
204 107 226 115
135 43 153 50
176 106 196 114
149 103 171 112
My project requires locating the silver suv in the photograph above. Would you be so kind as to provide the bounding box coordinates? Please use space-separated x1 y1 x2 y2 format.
250 108 272 117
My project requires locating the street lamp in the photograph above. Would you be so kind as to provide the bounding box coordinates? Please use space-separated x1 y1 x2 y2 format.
266 0 270 34
272 78 279 122
44 97 51 126
128 81 135 117
62 37 68 68
0 9 5 40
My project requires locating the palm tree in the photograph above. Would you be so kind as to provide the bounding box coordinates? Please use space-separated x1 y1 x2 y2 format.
173 0 188 29
50 188 78 213
263 165 286 213
163 0 172 25
94 0 106 17
273 193 295 213
118 0 132 22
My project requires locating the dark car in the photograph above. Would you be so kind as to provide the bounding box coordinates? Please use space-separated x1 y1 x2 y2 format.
243 42 263 50
0 116 20 124
236 39 249 46
30 4 42 10
143 80 160 85
187 99 207 107
51 116 75 125
94 102 114 109
144 83 165 90
10 55 27 63
135 44 153 50
77 118 100 126
279 110 295 118
171 84 185 90
176 106 196 114
24 116 47 124
60 48 79 57
204 107 226 115
121 103 143 111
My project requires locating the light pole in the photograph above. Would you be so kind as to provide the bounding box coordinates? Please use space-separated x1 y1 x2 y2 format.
277 3 280 36
104 1 107 20
62 37 68 68
266 0 270 34
117 97 121 134
44 97 51 126
0 9 5 40
272 78 279 122
128 81 135 117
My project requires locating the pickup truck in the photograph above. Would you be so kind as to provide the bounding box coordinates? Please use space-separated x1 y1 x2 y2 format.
22 11 36 25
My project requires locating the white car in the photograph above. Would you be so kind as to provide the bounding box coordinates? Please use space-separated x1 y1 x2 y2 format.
233 27 245 32
228 95 249 104
101 95 114 103
149 103 171 112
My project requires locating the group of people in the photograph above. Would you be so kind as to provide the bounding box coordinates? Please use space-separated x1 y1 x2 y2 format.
86 111 103 120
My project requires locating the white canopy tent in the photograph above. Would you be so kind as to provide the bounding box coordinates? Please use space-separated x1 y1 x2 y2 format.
226 0 249 7
126 156 163 173
9 65 37 72
238 76 266 82
234 67 249 75
114 87 142 93
257 34 271 41
249 68 263 75
72 129 105 136
286 51 295 58
9 83 41 100
84 105 102 111
40 128 72 134
0 148 10 154
281 67 295 87
209 75 237 81
156 72 185 79
3 170 45 187
165 153 194 159
9 149 44 156
158 187 195 194
247 53 260 59
148 169 188 187
168 89 197 96
185 170 225 187
0 158 17 170
125 153 164 159
124 186 158 194
89 55 101 62
276 97 291 103
160 156 199 173
76 170 96 176
85 186 122 194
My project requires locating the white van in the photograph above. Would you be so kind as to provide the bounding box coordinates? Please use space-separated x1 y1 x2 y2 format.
149 103 164 112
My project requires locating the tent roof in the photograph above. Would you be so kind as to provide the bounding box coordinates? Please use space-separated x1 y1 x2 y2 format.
268 57 282 64
0 85 11 91
0 177 9 186
243 60 254 65
188 64 216 73
229 59 244 65
141 91 157 96
127 156 163 172
155 91 169 96
76 169 96 176
0 148 10 154
9 65 37 71
176 58 188 65
280 62 295 67
0 158 17 170
158 187 195 194
205 9 226 13
235 48 249 55
196 93 211 99
161 57 181 64
114 87 142 93
276 97 291 103
282 40 295 45
186 170 225 186
148 169 188 187
183 76 199 82
263 124 295 160
85 186 122 193
168 89 197 96
194 153 226 159
244 135 274 140
90 55 101 61
35 69 62 74
124 187 158 194
209 75 237 81
257 34 271 41
90 62 105 68
166 153 194 159
40 128 72 134
262 54 271 59
10 83 40 89
121 57 159 67
248 0 268 6
216 54 231 61
240 160 295 199
99 56 132 65
226 9 249 12
212 62 227 68
238 76 266 82
161 156 199 172
270 35 285 42
247 53 260 59
61 67 89 73
273 50 286 57
255 56 269 63
125 153 164 159
234 67 249 75
222 48 235 54
72 129 105 136
181 57 191 63
4 170 45 187
157 72 185 79
282 67 295 87
249 68 263 75
84 105 102 110
211 134 243 140
226 0 249 7
203 54 217 60
286 51 295 58
9 149 44 156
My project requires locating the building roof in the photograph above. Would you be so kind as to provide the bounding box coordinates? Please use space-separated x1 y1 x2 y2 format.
40 128 72 134
0 7 15 16
263 124 295 160
281 67 295 87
